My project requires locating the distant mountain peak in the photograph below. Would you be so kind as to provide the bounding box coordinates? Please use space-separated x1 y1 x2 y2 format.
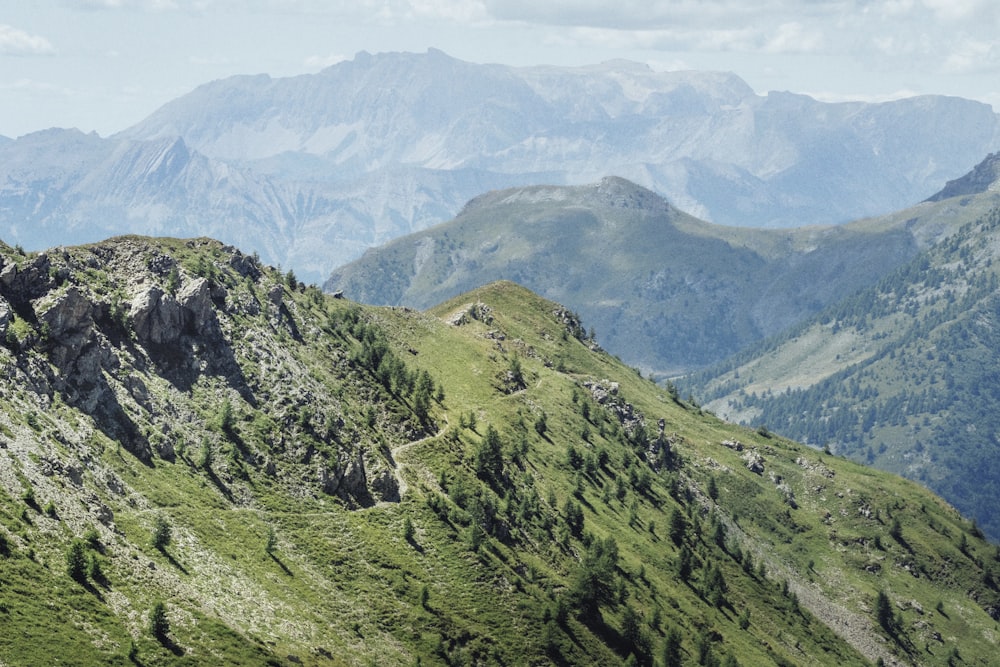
591 175 673 212
925 152 1000 202
458 176 673 217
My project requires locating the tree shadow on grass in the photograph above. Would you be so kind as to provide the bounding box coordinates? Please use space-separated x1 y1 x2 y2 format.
79 578 106 604
405 534 425 554
155 633 185 657
205 468 234 503
269 552 293 577
157 547 189 575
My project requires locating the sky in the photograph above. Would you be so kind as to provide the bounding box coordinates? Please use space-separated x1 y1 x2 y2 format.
1 0 999 139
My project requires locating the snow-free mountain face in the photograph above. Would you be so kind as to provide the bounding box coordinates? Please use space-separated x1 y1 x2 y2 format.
2 49 1000 284
122 49 1000 224
325 177 926 376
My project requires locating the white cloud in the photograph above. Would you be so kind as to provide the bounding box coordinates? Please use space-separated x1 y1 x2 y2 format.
0 25 55 56
69 0 180 9
761 22 824 54
941 39 998 75
921 0 997 22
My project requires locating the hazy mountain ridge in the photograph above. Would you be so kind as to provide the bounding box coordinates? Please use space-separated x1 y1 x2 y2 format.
0 128 540 281
2 235 1000 665
926 152 1000 202
327 177 930 375
124 50 1000 232
3 50 998 285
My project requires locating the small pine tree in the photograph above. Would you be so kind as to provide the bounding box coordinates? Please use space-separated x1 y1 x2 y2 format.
151 515 172 551
403 517 415 543
677 545 693 581
662 625 683 666
621 605 643 651
875 590 895 633
419 583 430 608
475 425 504 481
265 526 278 555
149 601 170 640
668 508 687 546
707 475 719 501
66 539 88 583
165 266 180 295
20 485 35 508
88 553 106 585
534 412 547 437
199 439 213 471
889 516 902 540
216 398 235 433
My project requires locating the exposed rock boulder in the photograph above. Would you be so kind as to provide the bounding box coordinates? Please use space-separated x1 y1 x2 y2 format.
130 285 185 346
228 249 262 280
341 453 367 499
721 439 745 452
37 287 96 370
370 467 400 503
0 294 11 339
176 277 218 335
0 252 53 303
129 277 224 348
745 450 765 474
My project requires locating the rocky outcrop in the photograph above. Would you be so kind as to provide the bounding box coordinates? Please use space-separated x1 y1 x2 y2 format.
926 152 1000 202
585 379 644 434
0 252 54 304
37 287 96 370
0 237 408 510
745 450 765 474
130 285 186 346
0 294 11 339
129 277 221 347
316 449 396 506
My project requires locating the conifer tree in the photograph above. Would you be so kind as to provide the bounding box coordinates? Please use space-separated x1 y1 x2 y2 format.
66 539 88 583
150 601 170 640
151 515 172 551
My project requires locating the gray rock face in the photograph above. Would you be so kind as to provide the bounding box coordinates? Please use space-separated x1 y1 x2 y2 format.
745 451 765 474
0 253 53 303
176 277 217 335
130 277 222 347
130 285 183 345
0 294 11 339
37 287 96 370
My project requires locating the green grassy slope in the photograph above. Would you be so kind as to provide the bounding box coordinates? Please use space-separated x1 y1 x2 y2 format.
0 238 997 665
688 205 1000 541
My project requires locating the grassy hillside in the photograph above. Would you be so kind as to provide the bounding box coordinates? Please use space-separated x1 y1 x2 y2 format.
688 204 1000 540
1 238 998 665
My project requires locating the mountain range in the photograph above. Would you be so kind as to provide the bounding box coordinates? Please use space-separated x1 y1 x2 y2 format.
3 49 1000 284
1 236 999 665
327 153 1000 376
